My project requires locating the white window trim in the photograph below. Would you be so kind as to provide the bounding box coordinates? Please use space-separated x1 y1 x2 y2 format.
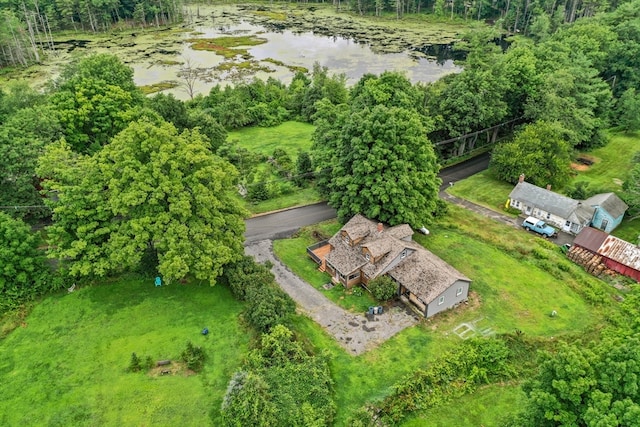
438 296 445 305
456 287 463 296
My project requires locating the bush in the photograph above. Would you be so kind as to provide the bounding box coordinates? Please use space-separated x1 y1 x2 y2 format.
367 276 398 301
222 256 295 332
181 341 205 372
0 212 54 312
128 352 142 372
221 326 335 427
245 284 296 333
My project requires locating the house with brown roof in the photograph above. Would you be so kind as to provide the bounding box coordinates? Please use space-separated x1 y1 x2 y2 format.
307 214 471 318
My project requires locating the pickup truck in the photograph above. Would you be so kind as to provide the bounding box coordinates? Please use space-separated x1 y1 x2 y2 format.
522 216 557 238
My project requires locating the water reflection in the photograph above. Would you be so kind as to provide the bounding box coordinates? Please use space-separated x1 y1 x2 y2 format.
132 20 462 99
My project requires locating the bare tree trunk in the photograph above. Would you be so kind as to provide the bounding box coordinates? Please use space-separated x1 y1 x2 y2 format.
21 3 41 62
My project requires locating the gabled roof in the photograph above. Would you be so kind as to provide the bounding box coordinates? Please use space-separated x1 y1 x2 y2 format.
341 214 376 242
574 227 640 272
584 193 628 219
509 182 595 223
327 215 470 305
389 248 470 304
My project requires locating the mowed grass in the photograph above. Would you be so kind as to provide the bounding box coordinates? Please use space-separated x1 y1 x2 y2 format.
0 276 249 426
573 131 640 191
402 383 526 426
227 120 315 160
248 186 323 215
447 169 515 213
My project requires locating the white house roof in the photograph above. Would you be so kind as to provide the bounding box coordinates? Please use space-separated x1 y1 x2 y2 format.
509 182 595 224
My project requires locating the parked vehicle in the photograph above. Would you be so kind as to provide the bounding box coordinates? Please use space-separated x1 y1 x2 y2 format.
522 216 557 238
560 243 572 254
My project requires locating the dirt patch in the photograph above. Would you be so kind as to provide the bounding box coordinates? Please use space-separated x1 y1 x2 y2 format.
570 162 590 171
147 360 195 377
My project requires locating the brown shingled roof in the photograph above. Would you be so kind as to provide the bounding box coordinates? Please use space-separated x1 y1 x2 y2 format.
388 249 470 304
326 215 470 300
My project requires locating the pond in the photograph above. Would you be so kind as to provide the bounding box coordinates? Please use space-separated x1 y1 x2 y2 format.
131 5 463 98
45 5 463 99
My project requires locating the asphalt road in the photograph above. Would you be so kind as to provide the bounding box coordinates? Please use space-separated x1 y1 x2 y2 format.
244 153 491 243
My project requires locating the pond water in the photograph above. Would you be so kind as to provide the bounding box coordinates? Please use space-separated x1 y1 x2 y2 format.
129 11 461 99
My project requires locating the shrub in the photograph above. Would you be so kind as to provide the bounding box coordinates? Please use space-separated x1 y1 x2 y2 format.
128 352 142 372
367 276 398 301
0 212 54 312
181 341 206 372
245 284 296 333
221 326 335 427
222 256 295 332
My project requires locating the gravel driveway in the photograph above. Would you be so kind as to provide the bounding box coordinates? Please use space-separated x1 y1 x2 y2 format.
245 240 419 355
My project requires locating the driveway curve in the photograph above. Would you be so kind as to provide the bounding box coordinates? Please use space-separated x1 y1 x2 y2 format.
245 240 419 355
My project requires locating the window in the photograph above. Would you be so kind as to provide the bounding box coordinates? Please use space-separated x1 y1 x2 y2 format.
401 249 407 258
365 253 371 262
565 220 571 227
438 296 445 305
348 272 360 281
456 287 463 296
601 219 609 230
525 206 532 214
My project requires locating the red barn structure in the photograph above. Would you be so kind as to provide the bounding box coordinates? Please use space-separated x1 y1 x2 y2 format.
572 227 640 282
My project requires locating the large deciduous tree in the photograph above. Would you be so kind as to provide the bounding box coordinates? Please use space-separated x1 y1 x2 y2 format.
329 104 440 228
0 104 61 219
50 54 144 153
38 118 247 284
490 121 572 188
312 72 441 228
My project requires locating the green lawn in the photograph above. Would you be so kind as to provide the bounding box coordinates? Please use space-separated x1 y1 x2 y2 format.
572 131 640 191
227 120 315 160
447 169 516 214
247 186 324 215
0 276 249 426
402 383 527 426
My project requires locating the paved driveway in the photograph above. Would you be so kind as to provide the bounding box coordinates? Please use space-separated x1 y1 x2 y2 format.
245 240 419 355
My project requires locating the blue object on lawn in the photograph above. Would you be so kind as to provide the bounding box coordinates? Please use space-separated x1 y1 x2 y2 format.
202 328 209 336
155 277 162 287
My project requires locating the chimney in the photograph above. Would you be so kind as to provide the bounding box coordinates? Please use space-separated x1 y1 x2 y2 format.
377 223 383 233
518 174 525 183
546 184 552 191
